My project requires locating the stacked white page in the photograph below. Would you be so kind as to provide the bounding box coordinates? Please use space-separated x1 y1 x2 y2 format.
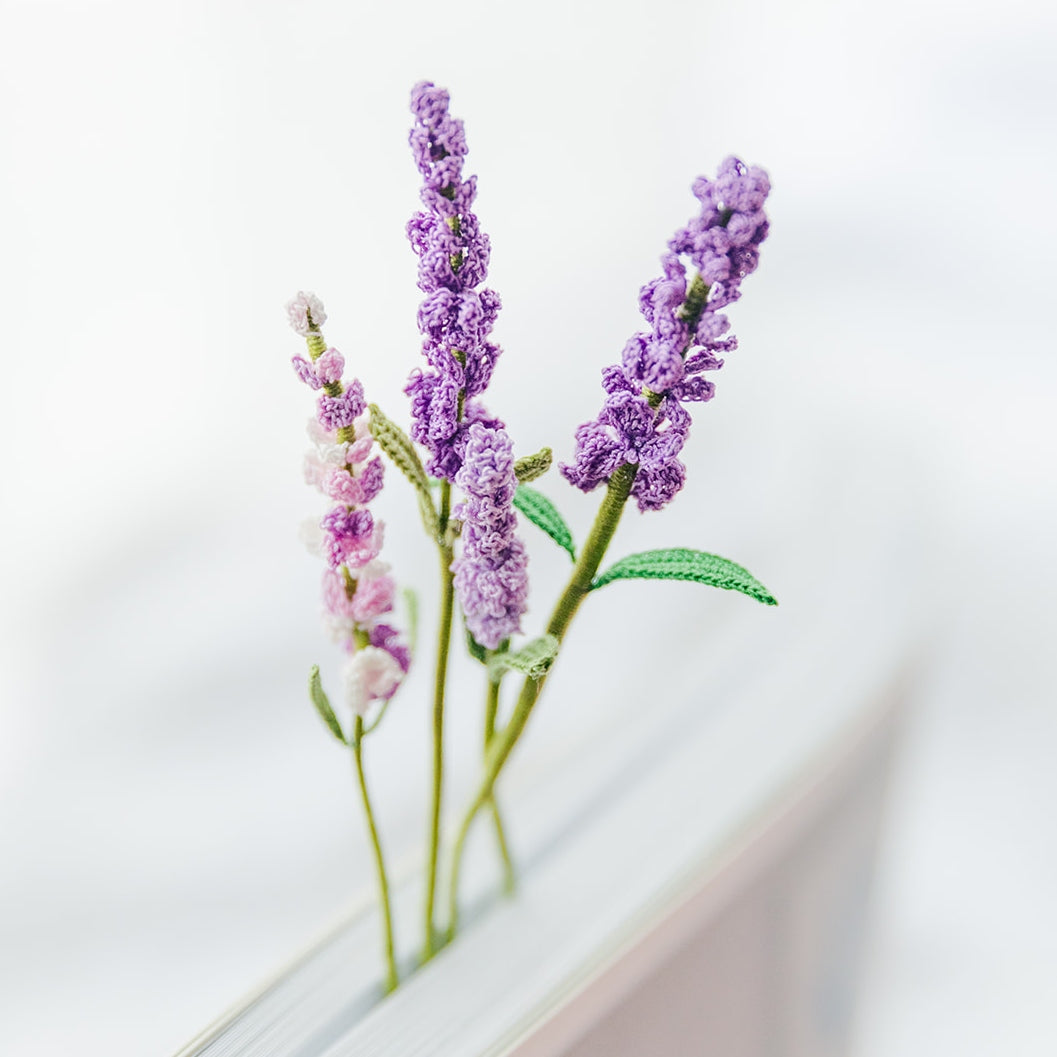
177 469 925 1057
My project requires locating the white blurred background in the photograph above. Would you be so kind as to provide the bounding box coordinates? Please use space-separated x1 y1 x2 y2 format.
1 0 1054 1054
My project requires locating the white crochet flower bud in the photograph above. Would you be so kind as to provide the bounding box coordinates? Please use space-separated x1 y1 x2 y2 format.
343 647 403 716
286 290 327 336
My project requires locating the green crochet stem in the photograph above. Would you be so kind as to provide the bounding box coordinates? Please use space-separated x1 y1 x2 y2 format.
484 675 515 895
446 461 637 938
353 714 399 993
350 632 399 993
422 480 455 962
306 331 327 361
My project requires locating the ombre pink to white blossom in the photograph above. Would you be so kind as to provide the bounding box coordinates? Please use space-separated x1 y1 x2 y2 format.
322 569 357 620
322 457 384 507
286 290 328 337
307 414 374 466
306 416 337 448
320 508 384 571
325 519 382 571
348 564 397 625
322 570 396 647
331 526 386 583
304 446 382 504
316 347 345 384
288 291 411 705
321 562 396 632
343 647 405 716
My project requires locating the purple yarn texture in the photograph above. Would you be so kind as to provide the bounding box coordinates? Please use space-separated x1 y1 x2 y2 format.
404 81 504 481
370 624 412 674
452 423 529 650
317 381 366 432
561 157 770 512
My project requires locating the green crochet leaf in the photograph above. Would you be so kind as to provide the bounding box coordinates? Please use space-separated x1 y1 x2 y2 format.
592 548 778 606
487 634 559 682
514 447 553 483
308 665 347 744
513 485 576 561
368 404 439 536
465 624 488 664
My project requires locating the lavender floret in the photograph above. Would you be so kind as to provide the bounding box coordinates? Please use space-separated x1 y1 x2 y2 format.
370 623 412 674
317 381 366 432
452 423 528 650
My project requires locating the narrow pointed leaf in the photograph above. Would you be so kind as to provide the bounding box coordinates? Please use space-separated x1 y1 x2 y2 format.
514 447 553 483
308 665 348 744
513 485 576 561
487 634 560 682
592 548 778 606
418 491 440 535
368 404 439 535
465 624 488 664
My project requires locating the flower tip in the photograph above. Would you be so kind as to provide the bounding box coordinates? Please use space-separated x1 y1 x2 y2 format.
410 79 449 122
286 290 327 336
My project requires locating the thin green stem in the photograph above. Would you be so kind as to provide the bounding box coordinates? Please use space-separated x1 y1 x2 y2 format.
447 463 637 938
488 796 516 894
422 480 455 961
484 676 500 745
439 475 451 534
352 714 399 993
484 676 515 894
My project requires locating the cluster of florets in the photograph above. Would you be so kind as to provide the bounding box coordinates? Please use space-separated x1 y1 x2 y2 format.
287 291 410 715
404 80 504 481
561 157 770 512
452 424 528 650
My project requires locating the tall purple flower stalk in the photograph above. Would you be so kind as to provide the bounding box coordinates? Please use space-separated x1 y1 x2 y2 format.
452 423 529 650
561 157 771 512
404 81 504 481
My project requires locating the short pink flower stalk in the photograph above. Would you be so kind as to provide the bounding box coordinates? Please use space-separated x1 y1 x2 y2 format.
287 290 407 992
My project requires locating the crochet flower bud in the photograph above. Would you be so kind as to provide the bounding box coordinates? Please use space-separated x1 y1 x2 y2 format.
286 290 327 336
343 647 404 716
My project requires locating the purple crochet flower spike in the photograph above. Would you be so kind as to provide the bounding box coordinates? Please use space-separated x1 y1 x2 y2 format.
404 81 505 480
561 157 770 512
452 423 529 650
